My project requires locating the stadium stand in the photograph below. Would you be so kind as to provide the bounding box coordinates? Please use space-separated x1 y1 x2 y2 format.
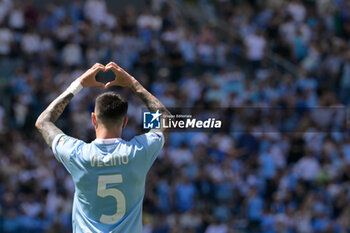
0 0 350 232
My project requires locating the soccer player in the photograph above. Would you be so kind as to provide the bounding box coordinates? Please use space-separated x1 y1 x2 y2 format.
35 62 170 232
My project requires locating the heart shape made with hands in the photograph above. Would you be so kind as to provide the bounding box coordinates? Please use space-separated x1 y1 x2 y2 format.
79 62 134 88
95 67 116 85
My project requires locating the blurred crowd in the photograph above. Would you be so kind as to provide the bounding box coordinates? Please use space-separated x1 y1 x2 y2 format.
1 0 350 232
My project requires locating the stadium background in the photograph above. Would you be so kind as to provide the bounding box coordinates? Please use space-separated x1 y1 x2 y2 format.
1 0 350 232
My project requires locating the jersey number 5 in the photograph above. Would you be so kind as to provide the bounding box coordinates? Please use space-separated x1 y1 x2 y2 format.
97 174 126 224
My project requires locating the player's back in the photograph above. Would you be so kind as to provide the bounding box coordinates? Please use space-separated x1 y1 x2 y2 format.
52 132 164 233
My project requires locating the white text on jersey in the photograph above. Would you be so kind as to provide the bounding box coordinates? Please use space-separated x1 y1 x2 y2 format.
90 154 129 167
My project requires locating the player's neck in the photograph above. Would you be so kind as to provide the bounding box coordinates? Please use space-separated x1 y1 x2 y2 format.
95 126 122 139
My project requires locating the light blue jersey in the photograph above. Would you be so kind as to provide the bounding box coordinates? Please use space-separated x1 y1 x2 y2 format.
51 131 164 233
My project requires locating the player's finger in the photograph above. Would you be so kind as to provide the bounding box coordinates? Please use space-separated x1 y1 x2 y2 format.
107 61 117 66
113 63 122 69
109 62 121 69
91 63 102 70
105 63 115 69
92 65 105 75
109 62 121 70
93 63 104 70
106 62 116 70
106 62 119 69
114 64 126 73
105 64 119 73
104 66 114 74
105 82 113 88
95 81 106 88
105 80 118 88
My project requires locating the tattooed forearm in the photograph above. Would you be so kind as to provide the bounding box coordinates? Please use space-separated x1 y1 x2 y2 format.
131 80 171 134
131 81 170 114
37 122 64 147
131 82 161 110
35 91 74 148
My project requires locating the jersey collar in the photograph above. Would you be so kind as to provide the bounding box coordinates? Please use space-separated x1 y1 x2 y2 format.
94 138 120 144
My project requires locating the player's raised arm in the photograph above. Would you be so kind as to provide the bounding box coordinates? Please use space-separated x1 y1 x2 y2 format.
105 62 171 138
35 63 105 148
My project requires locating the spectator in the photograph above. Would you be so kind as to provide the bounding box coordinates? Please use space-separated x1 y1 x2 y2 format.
61 41 83 66
21 30 41 55
0 25 13 55
175 176 196 212
84 0 107 26
244 30 267 75
294 150 320 181
1 1 350 232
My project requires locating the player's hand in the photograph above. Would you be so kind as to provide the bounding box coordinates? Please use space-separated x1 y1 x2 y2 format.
104 62 136 88
77 63 106 88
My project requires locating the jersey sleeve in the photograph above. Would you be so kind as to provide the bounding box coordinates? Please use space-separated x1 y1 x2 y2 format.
131 131 165 170
51 134 84 173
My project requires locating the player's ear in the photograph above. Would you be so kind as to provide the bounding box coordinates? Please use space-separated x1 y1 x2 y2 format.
122 117 128 129
92 112 97 127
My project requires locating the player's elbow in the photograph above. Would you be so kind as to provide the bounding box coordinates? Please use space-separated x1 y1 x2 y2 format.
35 117 44 130
35 119 41 129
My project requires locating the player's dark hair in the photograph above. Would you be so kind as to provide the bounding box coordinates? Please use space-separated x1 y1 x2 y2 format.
95 92 128 125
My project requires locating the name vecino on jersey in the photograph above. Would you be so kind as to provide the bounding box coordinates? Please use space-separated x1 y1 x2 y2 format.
90 154 129 167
